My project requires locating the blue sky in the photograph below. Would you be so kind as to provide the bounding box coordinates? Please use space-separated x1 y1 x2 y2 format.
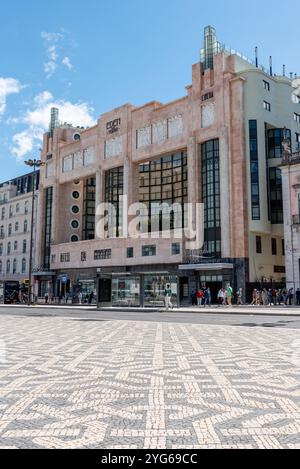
0 0 299 181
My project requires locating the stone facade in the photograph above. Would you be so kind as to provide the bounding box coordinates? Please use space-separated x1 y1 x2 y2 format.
34 28 299 304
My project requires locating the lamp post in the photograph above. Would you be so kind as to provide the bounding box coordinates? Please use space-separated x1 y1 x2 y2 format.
24 159 45 305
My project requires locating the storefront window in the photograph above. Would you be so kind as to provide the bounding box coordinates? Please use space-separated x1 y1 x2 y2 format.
112 277 140 307
143 275 178 307
77 280 96 303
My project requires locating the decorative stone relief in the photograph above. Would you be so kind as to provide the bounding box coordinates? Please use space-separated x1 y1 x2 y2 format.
201 103 215 128
73 151 83 169
137 126 151 148
168 115 183 138
62 154 73 173
83 147 95 166
46 162 55 178
152 120 168 144
105 137 122 159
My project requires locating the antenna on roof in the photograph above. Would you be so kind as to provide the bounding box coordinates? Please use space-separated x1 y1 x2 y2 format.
255 47 258 68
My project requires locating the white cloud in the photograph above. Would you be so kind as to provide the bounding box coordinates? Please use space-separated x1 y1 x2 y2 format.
41 31 74 78
0 78 23 117
11 91 96 160
62 56 73 70
41 32 64 43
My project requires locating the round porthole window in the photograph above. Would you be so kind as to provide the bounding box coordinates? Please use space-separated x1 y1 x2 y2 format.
72 191 80 200
74 179 80 185
71 235 79 243
71 220 80 230
71 205 80 214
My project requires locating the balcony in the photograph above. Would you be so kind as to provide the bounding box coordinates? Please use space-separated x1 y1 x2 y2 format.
282 150 300 166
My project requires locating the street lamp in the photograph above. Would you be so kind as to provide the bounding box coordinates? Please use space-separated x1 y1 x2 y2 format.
24 159 45 305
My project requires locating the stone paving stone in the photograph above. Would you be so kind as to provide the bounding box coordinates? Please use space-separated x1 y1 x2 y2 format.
0 315 299 449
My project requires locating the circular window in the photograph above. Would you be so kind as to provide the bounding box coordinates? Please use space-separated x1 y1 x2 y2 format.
72 191 80 200
74 179 80 185
71 205 80 214
71 235 79 243
71 219 80 230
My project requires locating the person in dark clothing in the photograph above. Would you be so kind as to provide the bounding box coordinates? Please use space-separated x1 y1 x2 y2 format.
296 289 300 306
88 291 94 305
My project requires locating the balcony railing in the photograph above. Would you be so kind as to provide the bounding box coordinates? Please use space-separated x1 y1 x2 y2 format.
282 150 300 165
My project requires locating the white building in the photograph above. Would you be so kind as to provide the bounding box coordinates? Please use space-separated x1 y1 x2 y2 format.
0 172 39 285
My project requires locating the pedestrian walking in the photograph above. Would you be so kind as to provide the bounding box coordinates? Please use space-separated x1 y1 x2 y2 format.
44 291 49 304
296 288 300 306
226 284 233 306
164 284 173 311
204 288 212 307
288 288 294 306
196 289 204 307
217 288 225 306
237 288 244 305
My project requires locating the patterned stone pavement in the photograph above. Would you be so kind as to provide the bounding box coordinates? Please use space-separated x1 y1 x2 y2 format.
0 314 299 449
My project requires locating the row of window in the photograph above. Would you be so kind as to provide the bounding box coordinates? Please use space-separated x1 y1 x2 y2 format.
0 258 27 275
255 236 285 256
0 240 27 255
1 201 30 220
0 221 29 238
59 244 182 263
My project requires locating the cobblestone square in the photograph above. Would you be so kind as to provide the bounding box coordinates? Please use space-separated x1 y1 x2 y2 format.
0 313 300 449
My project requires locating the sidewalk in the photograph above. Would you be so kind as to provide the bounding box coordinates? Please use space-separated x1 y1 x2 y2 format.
1 303 300 316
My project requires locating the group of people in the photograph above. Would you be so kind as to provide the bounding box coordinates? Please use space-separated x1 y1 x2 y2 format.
44 291 95 305
250 288 300 306
191 287 213 307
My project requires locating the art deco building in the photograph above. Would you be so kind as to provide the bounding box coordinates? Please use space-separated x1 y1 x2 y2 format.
34 27 299 305
0 172 39 285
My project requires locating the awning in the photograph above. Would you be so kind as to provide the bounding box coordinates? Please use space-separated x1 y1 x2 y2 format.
178 263 234 271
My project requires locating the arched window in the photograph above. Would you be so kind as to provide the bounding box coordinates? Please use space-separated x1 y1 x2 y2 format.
0 260 2 274
8 224 12 236
13 259 17 274
24 220 28 233
14 241 18 251
23 240 27 254
0 225 4 237
6 260 10 274
7 242 11 255
16 203 20 213
21 258 26 274
15 222 19 232
24 201 29 214
0 243 2 255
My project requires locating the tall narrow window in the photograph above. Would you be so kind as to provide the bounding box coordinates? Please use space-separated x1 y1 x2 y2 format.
202 139 221 257
82 178 96 240
256 236 262 254
269 168 283 224
43 187 53 269
249 121 260 220
105 167 124 238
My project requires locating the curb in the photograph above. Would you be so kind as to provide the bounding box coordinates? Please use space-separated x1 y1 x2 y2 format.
1 305 300 317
